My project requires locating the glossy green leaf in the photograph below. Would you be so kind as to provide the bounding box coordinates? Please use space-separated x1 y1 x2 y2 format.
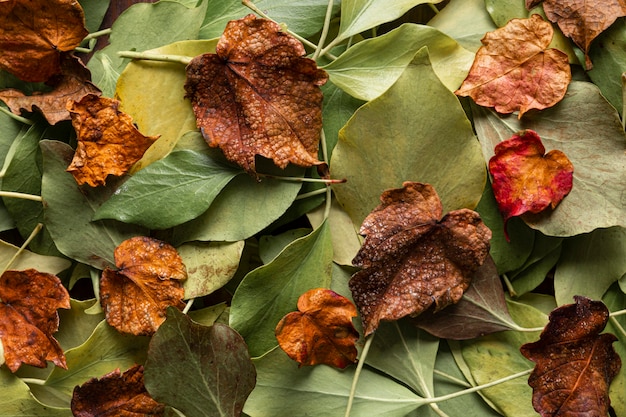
0 367 68 417
428 0 497 52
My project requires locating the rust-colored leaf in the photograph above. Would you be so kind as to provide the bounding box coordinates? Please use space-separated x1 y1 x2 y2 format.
275 288 359 369
0 0 88 82
71 365 165 417
520 296 621 417
184 14 328 174
349 182 492 336
66 94 160 187
0 269 70 372
100 237 187 336
0 53 101 125
455 14 571 118
488 129 573 240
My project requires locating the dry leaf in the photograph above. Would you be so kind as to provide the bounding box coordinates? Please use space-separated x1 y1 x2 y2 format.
349 182 492 336
184 14 328 174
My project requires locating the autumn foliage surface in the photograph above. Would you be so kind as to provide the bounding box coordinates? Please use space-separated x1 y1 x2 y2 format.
0 1 625 417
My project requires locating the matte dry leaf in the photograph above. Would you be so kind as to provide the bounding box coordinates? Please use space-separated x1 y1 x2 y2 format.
100 237 187 336
455 14 571 118
0 0 88 82
71 365 165 417
520 296 621 417
184 14 328 174
0 269 70 372
349 182 492 336
489 130 573 239
66 94 160 187
275 288 359 368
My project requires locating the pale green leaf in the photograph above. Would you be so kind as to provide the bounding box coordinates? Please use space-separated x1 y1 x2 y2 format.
321 81 364 155
428 0 497 52
508 233 562 296
0 240 70 274
603 284 626 417
0 368 68 416
78 0 110 33
56 299 105 351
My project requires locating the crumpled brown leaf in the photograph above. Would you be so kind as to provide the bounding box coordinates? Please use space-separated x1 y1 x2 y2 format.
0 269 70 372
349 182 492 336
184 14 328 175
0 0 88 82
100 237 187 336
66 94 159 187
520 296 621 417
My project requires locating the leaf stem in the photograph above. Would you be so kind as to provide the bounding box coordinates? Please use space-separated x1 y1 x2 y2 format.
0 191 43 202
117 51 192 65
344 334 374 417
610 308 626 317
21 378 46 386
428 3 440 14
502 273 517 297
2 223 43 273
0 106 34 125
83 28 112 42
507 324 545 333
433 369 471 388
609 316 626 339
183 298 195 314
429 403 452 417
295 188 328 200
312 0 337 61
256 173 346 184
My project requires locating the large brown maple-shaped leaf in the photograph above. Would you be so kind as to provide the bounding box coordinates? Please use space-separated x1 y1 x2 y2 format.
520 296 621 417
0 0 88 82
184 14 328 175
0 269 70 372
455 14 571 118
349 182 492 336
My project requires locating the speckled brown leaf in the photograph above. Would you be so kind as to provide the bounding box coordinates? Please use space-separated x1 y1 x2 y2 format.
455 15 571 118
349 182 492 336
0 269 70 372
184 14 328 174
100 237 187 336
520 296 621 417
71 365 165 417
66 94 159 187
0 0 88 82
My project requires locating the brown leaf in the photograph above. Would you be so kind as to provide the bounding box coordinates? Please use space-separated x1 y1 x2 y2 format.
71 365 165 417
520 296 621 417
0 269 70 372
184 14 328 174
455 14 571 118
349 182 492 336
0 0 88 82
0 53 101 125
275 288 359 369
66 94 160 187
100 237 187 336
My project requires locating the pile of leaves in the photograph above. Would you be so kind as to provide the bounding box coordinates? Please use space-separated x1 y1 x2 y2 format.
0 0 625 416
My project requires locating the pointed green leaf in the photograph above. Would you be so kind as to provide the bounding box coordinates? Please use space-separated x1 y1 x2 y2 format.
588 21 626 116
508 234 563 296
0 368 68 416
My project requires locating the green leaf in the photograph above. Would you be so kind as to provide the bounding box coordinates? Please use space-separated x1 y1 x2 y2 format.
78 0 110 33
230 221 333 357
0 240 70 274
0 368 68 416
331 48 485 228
56 299 105 351
321 81 364 155
508 233 562 296
144 308 256 417
94 149 243 229
603 284 626 417
428 0 497 52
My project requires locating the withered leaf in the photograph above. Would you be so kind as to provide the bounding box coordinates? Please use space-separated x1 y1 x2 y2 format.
0 269 70 372
349 182 492 336
100 237 187 336
455 14 571 118
71 365 165 417
0 0 88 82
520 296 621 417
275 288 359 369
0 53 101 125
66 94 160 187
184 14 328 174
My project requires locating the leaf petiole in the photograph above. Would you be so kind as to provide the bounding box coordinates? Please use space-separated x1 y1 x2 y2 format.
256 173 346 184
0 106 34 125
0 191 43 202
344 333 374 417
117 51 192 65
312 0 336 60
2 223 43 274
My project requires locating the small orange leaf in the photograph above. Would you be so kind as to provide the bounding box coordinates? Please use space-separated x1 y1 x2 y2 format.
455 14 571 118
66 94 160 187
0 269 70 372
100 237 187 336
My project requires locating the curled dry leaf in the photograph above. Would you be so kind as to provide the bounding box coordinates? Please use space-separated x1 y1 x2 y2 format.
66 94 160 187
71 365 165 417
0 0 88 82
100 237 187 336
455 14 571 118
520 296 621 417
349 182 492 336
275 288 359 369
489 130 573 240
184 14 328 175
0 269 70 372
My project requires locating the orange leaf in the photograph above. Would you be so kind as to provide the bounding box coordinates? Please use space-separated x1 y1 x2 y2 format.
349 182 492 336
0 0 88 82
71 365 165 417
455 14 571 118
0 269 70 372
184 14 328 175
66 94 160 187
275 288 359 369
100 237 187 336
520 296 621 417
